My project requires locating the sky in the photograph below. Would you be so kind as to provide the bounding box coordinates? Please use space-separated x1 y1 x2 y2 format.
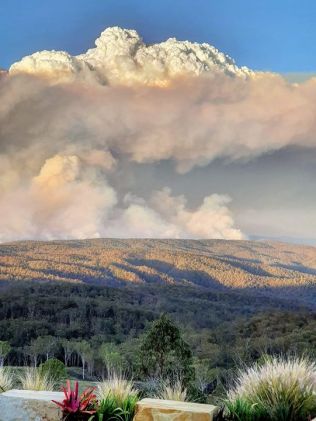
1 0 316 72
1 1 316 245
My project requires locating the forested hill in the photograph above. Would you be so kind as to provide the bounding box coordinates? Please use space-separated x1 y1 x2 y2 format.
1 239 316 368
1 238 316 306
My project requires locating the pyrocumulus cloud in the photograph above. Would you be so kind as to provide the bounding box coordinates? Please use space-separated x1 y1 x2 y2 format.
1 27 316 242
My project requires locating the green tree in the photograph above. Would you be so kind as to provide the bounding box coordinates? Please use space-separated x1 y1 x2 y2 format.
0 341 11 367
140 314 194 383
61 339 74 367
24 336 56 367
99 343 123 373
36 336 57 361
75 340 92 380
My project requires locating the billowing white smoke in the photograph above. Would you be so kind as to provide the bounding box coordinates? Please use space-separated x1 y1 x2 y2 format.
2 27 316 242
0 155 117 241
9 27 251 85
0 154 243 241
108 188 242 239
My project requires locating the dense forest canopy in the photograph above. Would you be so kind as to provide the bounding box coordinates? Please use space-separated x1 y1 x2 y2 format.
0 281 315 380
0 238 316 385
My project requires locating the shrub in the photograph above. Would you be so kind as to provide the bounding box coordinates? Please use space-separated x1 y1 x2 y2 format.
225 356 316 421
96 371 138 421
19 367 56 391
137 377 160 398
53 380 96 421
0 367 14 392
39 358 67 385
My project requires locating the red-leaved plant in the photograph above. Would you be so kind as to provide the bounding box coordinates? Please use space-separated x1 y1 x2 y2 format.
53 380 97 420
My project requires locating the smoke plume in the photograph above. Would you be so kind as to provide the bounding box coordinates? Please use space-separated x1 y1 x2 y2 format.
1 27 316 242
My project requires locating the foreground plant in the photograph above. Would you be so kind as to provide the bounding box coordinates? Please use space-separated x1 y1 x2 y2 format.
19 367 55 391
96 371 138 421
96 370 137 403
53 380 96 421
0 367 14 392
96 393 138 421
155 378 188 402
225 356 316 421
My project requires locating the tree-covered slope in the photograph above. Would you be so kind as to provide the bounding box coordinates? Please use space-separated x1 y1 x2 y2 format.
1 238 316 305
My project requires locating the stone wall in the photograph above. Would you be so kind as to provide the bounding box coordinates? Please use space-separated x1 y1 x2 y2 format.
0 389 63 421
134 398 219 420
0 391 220 421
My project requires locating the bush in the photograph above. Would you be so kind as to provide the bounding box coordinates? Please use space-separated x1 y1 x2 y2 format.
225 356 316 421
0 367 14 392
39 358 67 385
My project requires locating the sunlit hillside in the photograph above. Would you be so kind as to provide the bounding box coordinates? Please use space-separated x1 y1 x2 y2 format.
1 239 316 301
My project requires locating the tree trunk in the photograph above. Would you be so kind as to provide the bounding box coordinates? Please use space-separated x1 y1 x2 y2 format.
82 357 85 380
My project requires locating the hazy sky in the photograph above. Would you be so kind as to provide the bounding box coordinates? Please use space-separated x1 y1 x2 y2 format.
1 0 316 72
1 1 316 245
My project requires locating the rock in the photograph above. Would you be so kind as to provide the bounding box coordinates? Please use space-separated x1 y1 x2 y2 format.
134 398 219 421
0 389 63 421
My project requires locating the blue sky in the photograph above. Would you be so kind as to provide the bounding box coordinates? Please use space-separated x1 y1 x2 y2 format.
1 0 316 72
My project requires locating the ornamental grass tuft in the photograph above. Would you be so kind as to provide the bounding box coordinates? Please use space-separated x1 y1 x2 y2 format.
96 370 138 421
225 356 316 421
155 378 188 402
19 367 56 391
0 367 14 392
